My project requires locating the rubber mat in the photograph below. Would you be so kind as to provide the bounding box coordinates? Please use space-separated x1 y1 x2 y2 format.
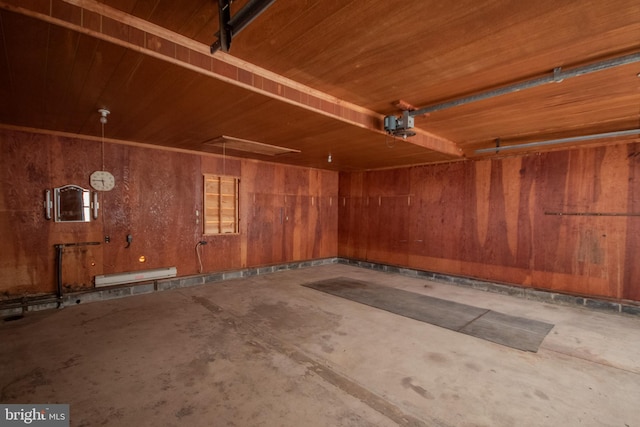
303 277 554 352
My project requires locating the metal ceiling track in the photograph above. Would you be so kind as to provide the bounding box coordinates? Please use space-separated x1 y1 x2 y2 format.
475 128 640 154
410 51 640 117
211 0 277 53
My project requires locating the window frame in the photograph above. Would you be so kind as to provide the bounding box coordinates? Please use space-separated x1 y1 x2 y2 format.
203 174 240 235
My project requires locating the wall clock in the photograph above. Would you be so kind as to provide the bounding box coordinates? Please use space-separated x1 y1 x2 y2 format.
90 170 115 191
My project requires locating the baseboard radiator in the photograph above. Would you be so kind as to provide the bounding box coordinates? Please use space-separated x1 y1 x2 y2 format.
94 267 177 288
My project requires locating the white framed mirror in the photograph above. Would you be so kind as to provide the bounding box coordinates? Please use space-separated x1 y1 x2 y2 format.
54 185 91 222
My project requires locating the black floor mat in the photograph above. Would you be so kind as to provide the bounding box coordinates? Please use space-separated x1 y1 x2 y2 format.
303 277 554 352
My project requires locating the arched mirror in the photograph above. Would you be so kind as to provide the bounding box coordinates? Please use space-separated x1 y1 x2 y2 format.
54 185 91 222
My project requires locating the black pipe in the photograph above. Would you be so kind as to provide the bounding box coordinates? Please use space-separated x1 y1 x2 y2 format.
54 242 101 309
58 242 101 247
55 244 63 308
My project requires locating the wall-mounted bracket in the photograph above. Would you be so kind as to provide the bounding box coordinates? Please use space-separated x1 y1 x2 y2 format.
92 192 99 219
44 189 52 220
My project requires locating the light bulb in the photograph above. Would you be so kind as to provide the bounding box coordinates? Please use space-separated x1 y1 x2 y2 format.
98 108 110 124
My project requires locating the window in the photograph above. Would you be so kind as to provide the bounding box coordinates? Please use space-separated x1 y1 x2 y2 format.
203 174 239 234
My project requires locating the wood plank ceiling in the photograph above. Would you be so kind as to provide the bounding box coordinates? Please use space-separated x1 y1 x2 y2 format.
0 0 639 170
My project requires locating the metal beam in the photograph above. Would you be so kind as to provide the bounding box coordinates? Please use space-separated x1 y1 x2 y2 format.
230 0 277 34
474 128 640 154
216 0 232 52
410 51 640 117
211 0 277 53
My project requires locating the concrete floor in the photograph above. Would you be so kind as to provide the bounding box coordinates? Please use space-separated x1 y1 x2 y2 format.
1 264 639 427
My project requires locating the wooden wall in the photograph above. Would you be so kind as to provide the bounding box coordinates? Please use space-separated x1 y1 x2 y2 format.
0 128 338 298
339 143 640 302
4 126 639 303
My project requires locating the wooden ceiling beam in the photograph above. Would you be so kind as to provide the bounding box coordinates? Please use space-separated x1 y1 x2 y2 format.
0 0 463 158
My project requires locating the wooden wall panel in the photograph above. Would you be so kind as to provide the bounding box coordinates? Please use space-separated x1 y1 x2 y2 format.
315 169 339 258
241 162 339 267
366 195 410 266
339 142 640 302
338 171 367 260
243 162 284 266
103 145 201 275
408 162 469 262
284 167 309 261
0 131 53 296
623 144 640 301
248 192 285 266
363 169 410 265
0 129 338 298
306 194 320 259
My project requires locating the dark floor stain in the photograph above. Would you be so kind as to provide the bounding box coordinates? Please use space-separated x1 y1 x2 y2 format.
401 377 434 400
248 301 340 335
534 389 550 400
0 367 51 400
108 407 124 419
176 405 194 418
320 334 335 353
440 393 461 401
304 277 368 291
426 352 448 363
465 362 482 372
320 343 335 353
152 400 167 409
62 355 81 369
246 339 268 354
158 373 174 391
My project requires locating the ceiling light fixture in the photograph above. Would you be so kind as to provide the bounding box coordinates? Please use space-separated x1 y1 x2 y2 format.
98 108 110 170
98 108 110 124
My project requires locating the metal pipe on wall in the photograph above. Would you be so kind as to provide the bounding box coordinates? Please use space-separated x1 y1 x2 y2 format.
55 244 63 308
54 242 101 308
